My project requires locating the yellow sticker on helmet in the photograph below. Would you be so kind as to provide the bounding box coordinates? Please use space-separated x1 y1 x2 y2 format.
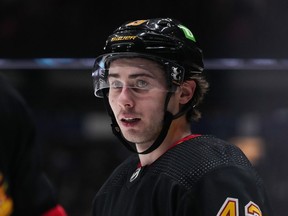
111 36 137 41
126 20 148 27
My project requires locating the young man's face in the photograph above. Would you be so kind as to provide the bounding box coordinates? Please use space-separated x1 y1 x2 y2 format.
107 57 177 145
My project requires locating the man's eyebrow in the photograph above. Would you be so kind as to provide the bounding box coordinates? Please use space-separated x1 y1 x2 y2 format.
108 73 155 79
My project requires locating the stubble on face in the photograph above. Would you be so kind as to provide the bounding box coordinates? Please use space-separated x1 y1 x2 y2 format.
119 108 164 145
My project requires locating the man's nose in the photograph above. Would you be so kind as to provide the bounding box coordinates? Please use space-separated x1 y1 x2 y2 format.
117 87 135 108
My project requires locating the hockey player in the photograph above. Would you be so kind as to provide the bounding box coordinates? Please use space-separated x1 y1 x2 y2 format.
91 18 272 216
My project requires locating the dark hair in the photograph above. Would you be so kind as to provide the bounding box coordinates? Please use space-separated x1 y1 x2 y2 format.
185 74 209 122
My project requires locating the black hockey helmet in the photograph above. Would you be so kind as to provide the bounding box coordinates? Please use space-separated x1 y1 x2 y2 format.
93 18 204 98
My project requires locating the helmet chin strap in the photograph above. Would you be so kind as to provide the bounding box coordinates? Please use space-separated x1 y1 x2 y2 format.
103 91 190 155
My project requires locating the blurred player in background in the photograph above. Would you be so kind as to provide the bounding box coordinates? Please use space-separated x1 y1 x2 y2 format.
0 74 67 216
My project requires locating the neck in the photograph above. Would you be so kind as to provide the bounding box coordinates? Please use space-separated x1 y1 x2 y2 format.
137 116 191 166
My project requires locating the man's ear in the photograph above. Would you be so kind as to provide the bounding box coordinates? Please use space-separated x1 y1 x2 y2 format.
179 80 196 105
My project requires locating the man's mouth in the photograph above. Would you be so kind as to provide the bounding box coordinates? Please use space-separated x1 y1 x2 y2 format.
121 118 140 123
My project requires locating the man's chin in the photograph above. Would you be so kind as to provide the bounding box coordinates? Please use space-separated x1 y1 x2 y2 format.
123 136 139 143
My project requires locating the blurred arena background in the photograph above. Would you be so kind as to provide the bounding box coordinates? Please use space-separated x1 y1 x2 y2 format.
1 0 288 215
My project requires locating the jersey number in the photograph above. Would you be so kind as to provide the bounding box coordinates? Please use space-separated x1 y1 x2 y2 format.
217 197 262 216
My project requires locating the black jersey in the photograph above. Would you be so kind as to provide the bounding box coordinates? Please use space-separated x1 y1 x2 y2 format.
92 135 272 216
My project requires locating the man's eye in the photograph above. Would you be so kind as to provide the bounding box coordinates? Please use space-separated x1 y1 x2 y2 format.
135 80 148 89
110 80 123 88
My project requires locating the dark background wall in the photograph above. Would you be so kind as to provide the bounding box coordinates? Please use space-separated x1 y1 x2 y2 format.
1 0 288 58
1 0 288 216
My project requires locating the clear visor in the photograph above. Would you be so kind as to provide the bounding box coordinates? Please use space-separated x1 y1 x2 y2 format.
92 52 185 98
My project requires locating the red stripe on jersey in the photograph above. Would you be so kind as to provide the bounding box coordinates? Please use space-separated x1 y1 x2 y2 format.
168 134 201 150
